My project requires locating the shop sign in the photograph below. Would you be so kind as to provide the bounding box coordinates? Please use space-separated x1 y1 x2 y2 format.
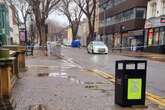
160 18 165 23
145 18 165 28
128 30 143 37
145 21 152 28
19 31 25 42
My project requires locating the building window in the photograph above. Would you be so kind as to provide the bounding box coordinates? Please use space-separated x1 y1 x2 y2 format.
162 1 165 15
160 27 165 45
136 8 146 19
100 7 146 28
151 3 156 17
99 0 126 12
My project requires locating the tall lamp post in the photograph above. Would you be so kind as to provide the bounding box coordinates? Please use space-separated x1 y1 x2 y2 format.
100 0 110 44
120 25 125 52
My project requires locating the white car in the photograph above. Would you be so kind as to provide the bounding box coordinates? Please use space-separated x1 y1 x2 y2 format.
87 41 108 54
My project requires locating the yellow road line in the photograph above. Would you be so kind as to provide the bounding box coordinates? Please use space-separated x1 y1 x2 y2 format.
28 65 50 68
27 65 60 69
87 69 165 108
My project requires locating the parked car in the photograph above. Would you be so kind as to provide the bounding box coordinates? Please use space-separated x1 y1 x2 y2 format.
87 41 108 54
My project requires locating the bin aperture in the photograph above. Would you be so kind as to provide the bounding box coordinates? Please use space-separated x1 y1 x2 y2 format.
115 60 147 107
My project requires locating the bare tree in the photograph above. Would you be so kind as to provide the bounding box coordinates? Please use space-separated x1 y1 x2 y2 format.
74 0 97 44
58 0 83 40
26 0 60 46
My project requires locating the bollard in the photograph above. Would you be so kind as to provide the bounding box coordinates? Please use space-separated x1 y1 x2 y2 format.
10 51 19 78
18 49 26 72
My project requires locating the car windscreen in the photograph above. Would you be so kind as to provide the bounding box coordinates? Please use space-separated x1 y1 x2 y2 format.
93 42 105 46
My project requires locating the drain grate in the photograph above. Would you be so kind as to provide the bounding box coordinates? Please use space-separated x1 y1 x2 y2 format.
28 104 47 110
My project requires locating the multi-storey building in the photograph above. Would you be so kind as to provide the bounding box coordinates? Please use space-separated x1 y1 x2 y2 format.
95 0 100 34
0 0 19 45
10 5 19 44
0 1 9 45
99 0 148 50
144 0 165 53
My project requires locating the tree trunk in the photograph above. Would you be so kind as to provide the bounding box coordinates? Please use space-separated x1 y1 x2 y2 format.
71 26 76 40
71 23 79 41
38 26 42 46
24 21 27 46
87 17 94 44
41 25 46 45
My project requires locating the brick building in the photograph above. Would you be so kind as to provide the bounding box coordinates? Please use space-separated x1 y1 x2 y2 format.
99 0 148 50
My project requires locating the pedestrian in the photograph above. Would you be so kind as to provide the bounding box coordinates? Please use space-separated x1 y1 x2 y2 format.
47 41 51 56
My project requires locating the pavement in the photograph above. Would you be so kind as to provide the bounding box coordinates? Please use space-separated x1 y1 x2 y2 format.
111 51 165 62
12 51 162 110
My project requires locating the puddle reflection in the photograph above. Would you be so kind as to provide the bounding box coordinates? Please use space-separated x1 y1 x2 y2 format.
38 72 84 84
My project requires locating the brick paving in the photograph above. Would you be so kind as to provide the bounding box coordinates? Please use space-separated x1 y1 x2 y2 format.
12 56 159 110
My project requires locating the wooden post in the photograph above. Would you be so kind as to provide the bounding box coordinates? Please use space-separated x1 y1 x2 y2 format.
1 65 12 98
18 50 26 72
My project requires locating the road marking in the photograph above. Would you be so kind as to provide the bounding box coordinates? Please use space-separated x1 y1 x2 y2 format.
87 69 165 108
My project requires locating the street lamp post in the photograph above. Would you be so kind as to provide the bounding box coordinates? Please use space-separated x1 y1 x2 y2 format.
120 25 125 52
100 0 110 45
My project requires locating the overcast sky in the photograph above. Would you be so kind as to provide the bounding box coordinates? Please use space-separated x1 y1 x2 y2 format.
48 12 69 26
48 10 86 27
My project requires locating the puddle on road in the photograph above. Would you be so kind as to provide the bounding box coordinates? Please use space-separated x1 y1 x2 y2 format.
28 64 80 71
28 104 47 110
38 72 84 85
84 82 114 96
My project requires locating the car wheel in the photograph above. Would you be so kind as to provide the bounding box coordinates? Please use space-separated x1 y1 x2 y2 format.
92 49 94 54
87 49 90 53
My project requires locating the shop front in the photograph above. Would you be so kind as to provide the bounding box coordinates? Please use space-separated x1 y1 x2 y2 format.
112 29 144 51
127 30 144 51
114 33 121 48
145 18 165 53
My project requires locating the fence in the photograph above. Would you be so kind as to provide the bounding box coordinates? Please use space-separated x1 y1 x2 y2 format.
26 42 62 57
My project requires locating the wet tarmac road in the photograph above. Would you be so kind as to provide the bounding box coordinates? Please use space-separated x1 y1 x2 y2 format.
61 47 165 98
